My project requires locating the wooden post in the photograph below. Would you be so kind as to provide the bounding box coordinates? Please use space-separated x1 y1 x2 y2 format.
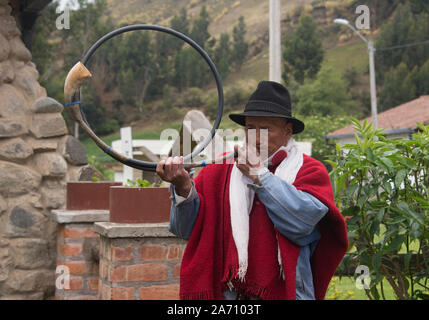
120 127 133 185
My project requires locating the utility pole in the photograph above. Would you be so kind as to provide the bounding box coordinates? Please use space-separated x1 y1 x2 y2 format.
368 40 378 130
74 122 79 139
269 0 281 83
334 18 378 130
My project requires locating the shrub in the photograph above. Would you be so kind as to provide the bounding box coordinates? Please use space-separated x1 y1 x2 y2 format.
296 114 352 166
183 87 205 108
329 119 429 300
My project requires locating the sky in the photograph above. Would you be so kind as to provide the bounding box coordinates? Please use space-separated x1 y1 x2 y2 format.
55 0 96 10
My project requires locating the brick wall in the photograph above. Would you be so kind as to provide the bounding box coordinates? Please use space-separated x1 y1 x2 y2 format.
55 223 99 299
95 222 186 300
52 210 108 300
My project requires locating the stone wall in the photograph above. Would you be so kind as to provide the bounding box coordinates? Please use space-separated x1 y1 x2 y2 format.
0 0 96 299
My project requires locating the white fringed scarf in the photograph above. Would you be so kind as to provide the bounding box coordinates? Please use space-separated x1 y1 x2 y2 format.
229 138 304 281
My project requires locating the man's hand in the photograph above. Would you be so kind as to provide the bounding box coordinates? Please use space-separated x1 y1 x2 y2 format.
234 144 265 184
156 156 192 197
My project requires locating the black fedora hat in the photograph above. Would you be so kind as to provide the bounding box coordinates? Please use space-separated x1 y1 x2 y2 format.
229 81 304 134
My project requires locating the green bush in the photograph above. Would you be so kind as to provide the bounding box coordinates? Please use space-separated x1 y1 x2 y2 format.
295 114 352 166
183 87 205 107
329 119 429 300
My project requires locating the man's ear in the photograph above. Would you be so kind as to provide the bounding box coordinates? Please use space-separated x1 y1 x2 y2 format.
285 121 293 136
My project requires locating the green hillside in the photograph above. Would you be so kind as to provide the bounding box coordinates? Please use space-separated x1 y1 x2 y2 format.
35 0 399 168
105 0 314 41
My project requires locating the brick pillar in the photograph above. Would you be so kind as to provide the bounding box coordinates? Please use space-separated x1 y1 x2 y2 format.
51 210 109 300
94 222 186 300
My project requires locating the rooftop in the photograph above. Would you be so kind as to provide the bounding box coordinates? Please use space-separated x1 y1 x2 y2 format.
326 96 429 139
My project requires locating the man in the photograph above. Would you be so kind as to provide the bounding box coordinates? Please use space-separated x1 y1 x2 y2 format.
156 81 348 300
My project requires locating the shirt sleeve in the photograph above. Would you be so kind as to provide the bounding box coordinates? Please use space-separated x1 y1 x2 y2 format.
174 183 194 205
168 182 200 240
252 172 328 247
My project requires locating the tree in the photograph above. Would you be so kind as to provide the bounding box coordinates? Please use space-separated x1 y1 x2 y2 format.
410 0 429 14
168 8 190 54
378 62 416 111
173 47 192 90
31 4 56 79
358 0 402 29
190 5 211 49
282 15 324 84
32 0 122 136
118 31 156 112
375 3 429 83
214 33 232 80
61 0 112 68
232 16 248 70
416 58 429 96
171 8 190 35
296 67 358 117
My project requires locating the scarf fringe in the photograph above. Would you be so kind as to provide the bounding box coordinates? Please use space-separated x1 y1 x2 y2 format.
237 261 247 282
223 265 287 300
180 290 214 300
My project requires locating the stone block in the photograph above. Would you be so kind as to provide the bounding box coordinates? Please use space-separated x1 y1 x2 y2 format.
0 84 28 116
60 135 88 165
42 188 65 209
50 209 109 224
26 137 58 153
33 152 67 177
0 60 14 83
32 97 63 114
4 205 45 238
0 137 33 161
30 113 68 138
0 2 12 14
0 15 20 40
0 161 42 196
68 164 103 182
4 269 54 294
13 65 41 99
0 292 45 300
0 117 27 138
0 32 9 62
9 36 31 63
10 238 50 269
0 194 6 214
0 246 13 282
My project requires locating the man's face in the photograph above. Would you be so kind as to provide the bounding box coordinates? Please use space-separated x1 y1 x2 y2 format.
245 116 293 158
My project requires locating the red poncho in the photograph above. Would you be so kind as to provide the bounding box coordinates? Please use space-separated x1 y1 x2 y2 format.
179 154 348 300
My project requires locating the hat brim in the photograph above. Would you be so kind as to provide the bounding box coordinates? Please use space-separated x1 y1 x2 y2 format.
229 111 305 134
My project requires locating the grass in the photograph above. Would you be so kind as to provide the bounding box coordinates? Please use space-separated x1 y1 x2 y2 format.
81 122 182 164
326 276 397 300
322 40 368 75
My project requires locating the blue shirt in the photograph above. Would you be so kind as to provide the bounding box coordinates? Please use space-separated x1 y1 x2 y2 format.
168 171 328 300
